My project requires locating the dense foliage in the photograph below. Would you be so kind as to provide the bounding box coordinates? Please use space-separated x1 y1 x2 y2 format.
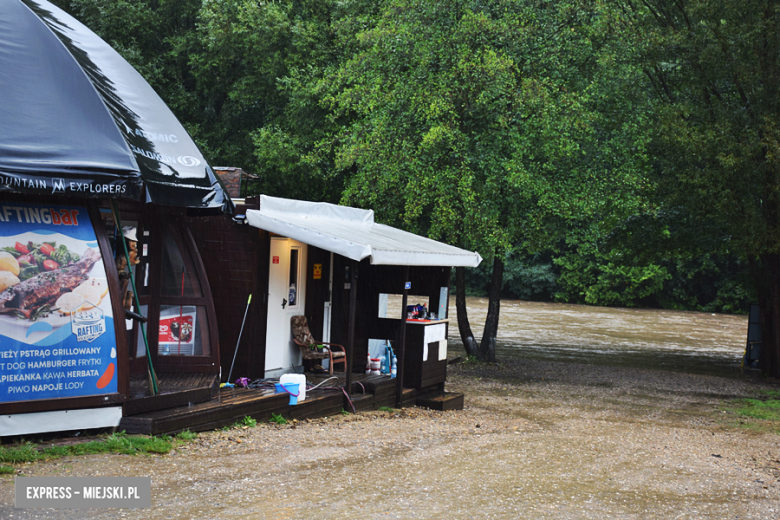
464 248 751 314
50 0 772 366
626 0 780 374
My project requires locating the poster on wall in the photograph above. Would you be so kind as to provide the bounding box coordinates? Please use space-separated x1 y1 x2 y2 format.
0 203 117 403
158 305 197 356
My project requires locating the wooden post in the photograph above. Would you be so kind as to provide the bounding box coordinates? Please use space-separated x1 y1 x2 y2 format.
345 259 358 398
396 266 409 407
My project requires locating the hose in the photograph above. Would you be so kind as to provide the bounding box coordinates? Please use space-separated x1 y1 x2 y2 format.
243 376 362 414
307 376 339 391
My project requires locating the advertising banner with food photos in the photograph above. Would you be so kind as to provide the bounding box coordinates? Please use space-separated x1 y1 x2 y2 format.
0 203 118 403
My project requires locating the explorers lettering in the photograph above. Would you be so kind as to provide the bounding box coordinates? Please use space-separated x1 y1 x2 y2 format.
0 174 127 195
64 182 127 194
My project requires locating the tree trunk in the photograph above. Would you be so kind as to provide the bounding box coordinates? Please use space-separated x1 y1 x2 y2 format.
455 266 479 358
750 253 780 378
479 254 504 362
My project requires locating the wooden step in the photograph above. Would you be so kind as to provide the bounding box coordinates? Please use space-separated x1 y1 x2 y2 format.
416 392 464 411
350 393 375 412
124 373 218 416
120 387 349 435
118 375 420 435
123 386 214 416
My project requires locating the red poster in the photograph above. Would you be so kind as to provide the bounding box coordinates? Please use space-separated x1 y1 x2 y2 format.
158 306 196 355
159 315 194 343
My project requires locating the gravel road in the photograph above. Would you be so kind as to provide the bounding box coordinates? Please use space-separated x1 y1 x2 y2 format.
2 358 779 519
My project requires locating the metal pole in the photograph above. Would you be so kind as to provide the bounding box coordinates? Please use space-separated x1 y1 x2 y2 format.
345 259 358 399
227 294 252 384
396 266 409 408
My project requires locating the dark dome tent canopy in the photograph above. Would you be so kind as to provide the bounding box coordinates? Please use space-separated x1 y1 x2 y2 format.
0 0 232 213
0 0 231 437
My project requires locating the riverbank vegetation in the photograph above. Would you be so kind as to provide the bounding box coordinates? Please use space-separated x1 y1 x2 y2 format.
463 248 752 314
49 0 777 373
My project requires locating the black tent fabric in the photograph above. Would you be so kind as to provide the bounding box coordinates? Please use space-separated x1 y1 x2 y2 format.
0 0 232 213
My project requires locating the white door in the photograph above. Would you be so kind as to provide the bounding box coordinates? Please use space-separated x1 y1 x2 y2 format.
265 238 307 376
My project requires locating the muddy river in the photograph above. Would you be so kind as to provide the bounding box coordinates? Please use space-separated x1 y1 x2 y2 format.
448 298 749 376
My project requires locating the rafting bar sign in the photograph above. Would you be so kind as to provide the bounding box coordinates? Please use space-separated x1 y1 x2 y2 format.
0 203 117 403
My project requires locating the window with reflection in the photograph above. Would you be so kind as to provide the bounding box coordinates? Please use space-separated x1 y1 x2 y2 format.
156 222 211 357
288 246 301 308
160 222 202 297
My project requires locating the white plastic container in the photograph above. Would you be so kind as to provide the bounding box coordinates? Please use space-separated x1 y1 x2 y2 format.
280 373 307 402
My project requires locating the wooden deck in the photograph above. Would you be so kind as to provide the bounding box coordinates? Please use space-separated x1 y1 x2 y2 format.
123 372 218 417
118 372 461 435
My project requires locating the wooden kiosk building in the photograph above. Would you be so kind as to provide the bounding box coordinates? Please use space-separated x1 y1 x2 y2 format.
118 195 482 435
239 195 483 392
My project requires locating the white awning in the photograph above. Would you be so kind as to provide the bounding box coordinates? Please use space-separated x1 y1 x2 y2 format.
245 195 482 267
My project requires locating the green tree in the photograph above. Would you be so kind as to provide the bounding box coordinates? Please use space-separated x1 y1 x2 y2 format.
52 0 210 146
55 0 347 200
626 0 780 374
248 0 384 202
193 0 317 188
552 208 752 311
321 0 652 361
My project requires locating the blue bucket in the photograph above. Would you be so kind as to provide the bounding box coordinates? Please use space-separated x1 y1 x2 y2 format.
282 383 300 405
274 383 284 393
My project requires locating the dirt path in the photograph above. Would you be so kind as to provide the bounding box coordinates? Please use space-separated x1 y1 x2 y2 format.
2 359 780 519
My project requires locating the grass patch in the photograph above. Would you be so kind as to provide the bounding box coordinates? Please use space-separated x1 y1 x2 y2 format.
0 431 197 471
724 393 780 432
176 430 198 442
732 398 780 422
378 406 396 413
757 389 780 399
340 408 350 416
269 413 287 425
0 465 14 475
0 443 39 464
